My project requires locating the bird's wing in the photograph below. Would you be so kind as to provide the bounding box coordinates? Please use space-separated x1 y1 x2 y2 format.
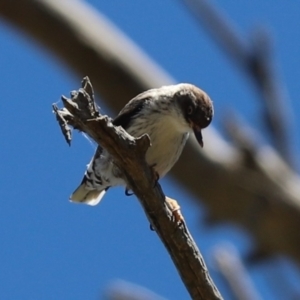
112 90 153 129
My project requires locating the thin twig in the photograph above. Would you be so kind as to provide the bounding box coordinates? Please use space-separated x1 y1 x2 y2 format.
53 77 223 300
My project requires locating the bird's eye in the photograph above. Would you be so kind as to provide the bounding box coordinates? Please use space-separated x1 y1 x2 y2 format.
187 105 193 115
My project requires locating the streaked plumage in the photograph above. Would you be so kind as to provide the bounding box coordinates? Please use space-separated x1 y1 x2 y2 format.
70 83 213 205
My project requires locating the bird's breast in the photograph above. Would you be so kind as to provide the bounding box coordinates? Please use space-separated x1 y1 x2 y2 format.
146 131 189 177
127 113 190 178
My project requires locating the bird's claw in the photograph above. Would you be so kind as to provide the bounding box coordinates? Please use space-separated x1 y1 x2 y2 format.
125 188 134 196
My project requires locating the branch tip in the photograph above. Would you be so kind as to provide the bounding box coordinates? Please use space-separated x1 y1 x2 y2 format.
52 103 72 146
82 76 94 97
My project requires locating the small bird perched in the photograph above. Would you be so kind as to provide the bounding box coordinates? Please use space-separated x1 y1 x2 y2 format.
70 83 213 206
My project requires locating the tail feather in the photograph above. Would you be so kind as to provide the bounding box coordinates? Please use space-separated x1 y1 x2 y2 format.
70 183 108 206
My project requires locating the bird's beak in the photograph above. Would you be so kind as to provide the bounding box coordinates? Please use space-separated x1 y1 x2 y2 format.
193 125 204 147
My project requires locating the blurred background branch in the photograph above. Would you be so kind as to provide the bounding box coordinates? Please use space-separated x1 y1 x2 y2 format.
182 0 293 166
213 243 262 300
1 0 300 266
106 280 167 300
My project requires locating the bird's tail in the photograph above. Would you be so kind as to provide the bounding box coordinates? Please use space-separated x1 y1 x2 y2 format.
70 182 108 206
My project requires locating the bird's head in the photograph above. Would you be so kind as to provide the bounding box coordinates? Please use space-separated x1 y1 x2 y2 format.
175 84 213 147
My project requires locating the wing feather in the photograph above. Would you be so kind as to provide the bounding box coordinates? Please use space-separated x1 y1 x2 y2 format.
113 90 155 129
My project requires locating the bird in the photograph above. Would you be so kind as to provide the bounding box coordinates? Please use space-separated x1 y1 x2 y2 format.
70 83 213 206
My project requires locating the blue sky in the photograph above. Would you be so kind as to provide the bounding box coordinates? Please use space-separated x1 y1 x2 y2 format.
1 1 300 299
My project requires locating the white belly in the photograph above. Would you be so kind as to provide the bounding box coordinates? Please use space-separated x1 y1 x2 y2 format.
127 115 190 178
146 131 189 177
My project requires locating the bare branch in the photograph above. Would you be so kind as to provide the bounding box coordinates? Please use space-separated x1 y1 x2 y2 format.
53 77 223 300
2 0 300 265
